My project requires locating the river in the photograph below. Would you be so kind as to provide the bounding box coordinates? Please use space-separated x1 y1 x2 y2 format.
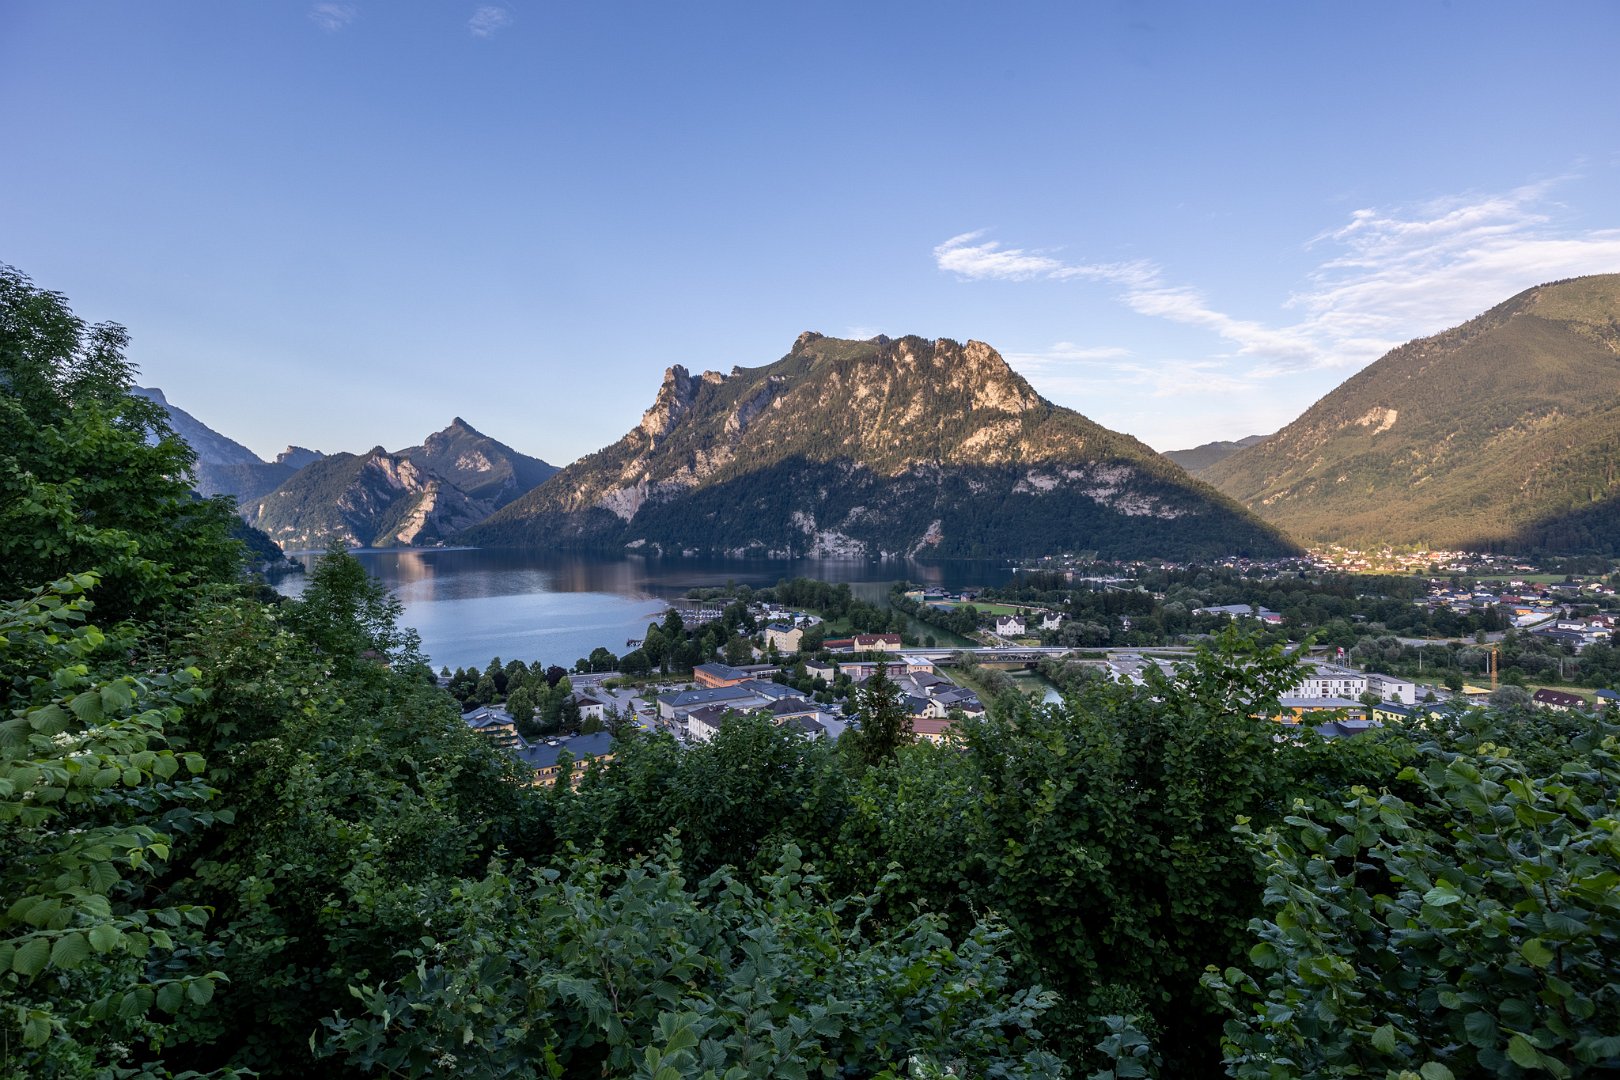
271 548 1016 671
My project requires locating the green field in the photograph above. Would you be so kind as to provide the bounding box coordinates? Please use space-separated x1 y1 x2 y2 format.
931 601 1025 616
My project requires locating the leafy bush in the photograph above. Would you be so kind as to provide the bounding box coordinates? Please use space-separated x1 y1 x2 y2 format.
1206 712 1620 1078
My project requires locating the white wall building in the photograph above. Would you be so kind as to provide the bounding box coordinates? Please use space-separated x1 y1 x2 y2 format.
1365 672 1416 705
1291 663 1367 700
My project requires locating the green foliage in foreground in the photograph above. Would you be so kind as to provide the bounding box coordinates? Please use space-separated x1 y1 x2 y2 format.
0 576 231 1076
0 264 243 625
1206 712 1620 1078
8 266 1620 1079
317 844 1063 1079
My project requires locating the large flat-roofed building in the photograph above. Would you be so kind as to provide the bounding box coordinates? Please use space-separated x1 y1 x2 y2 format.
1291 663 1367 700
693 662 752 688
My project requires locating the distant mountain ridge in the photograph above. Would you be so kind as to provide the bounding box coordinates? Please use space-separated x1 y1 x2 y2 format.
245 420 558 549
1202 274 1620 553
459 332 1297 560
399 417 559 509
133 388 557 550
1164 435 1267 474
134 387 305 504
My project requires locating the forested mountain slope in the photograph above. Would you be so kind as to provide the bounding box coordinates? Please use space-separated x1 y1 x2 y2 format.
1204 274 1620 552
462 332 1297 560
1164 434 1266 474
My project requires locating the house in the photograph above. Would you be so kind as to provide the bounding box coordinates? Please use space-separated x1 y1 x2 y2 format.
911 716 959 745
1365 672 1417 705
929 687 985 718
693 662 752 689
1532 688 1585 712
515 732 615 787
462 705 523 751
683 703 733 742
994 615 1026 637
657 683 766 720
852 633 903 652
764 622 803 652
1040 612 1063 631
1372 701 1415 724
575 695 610 723
760 698 837 738
1593 689 1619 710
893 671 953 698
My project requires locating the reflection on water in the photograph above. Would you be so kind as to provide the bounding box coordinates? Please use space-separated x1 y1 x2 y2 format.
274 549 1016 672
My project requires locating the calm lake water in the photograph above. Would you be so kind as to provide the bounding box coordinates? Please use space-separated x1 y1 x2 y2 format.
272 549 1016 672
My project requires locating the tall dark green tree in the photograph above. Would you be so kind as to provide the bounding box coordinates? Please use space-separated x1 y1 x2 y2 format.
0 265 243 622
847 661 913 769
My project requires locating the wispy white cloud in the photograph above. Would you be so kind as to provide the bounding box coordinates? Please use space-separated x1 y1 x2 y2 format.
935 232 1317 363
938 180 1620 379
308 2 358 32
468 5 512 38
1010 345 1248 399
1006 342 1131 366
1293 182 1620 367
933 231 1152 286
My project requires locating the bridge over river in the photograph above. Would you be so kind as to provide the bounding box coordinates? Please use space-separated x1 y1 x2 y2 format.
899 646 1199 670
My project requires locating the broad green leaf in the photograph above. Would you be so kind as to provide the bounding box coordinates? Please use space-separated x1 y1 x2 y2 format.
48 931 90 970
22 1010 51 1048
1420 1063 1456 1080
88 922 121 954
1507 1035 1539 1068
13 936 49 978
157 981 185 1014
1372 1023 1398 1053
1464 1009 1498 1047
1520 938 1555 968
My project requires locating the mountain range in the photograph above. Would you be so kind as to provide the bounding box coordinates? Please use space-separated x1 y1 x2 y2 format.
1201 274 1620 553
148 273 1620 559
243 419 559 549
136 391 559 550
459 333 1297 560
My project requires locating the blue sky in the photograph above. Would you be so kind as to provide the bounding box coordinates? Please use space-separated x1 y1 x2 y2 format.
5 2 1619 463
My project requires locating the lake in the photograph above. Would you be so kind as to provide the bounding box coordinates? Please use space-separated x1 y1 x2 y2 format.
272 549 1016 672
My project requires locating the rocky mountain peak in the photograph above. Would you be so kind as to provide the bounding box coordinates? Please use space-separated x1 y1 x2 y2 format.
460 330 1295 560
639 365 702 442
274 446 324 470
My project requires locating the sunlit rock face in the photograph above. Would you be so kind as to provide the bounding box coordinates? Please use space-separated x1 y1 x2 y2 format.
459 332 1296 562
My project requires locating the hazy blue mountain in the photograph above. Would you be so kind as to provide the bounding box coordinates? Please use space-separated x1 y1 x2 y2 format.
245 420 558 549
1164 435 1267 474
